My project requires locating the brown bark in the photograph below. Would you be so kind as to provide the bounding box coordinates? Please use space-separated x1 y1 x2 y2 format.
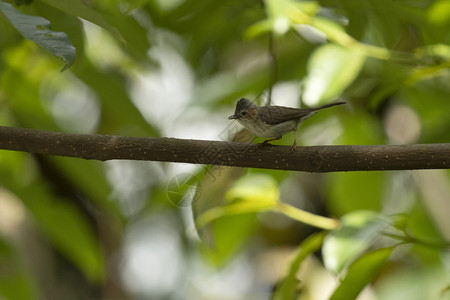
0 126 449 172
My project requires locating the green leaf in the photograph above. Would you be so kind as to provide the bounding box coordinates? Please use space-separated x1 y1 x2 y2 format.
426 0 450 43
264 0 292 35
72 62 160 136
167 172 201 207
49 157 122 218
309 17 355 47
195 199 275 229
192 166 245 251
196 174 279 265
310 16 392 60
244 19 273 39
196 174 278 228
326 171 385 217
22 182 104 282
0 1 76 71
402 79 450 143
322 210 389 274
407 200 446 246
330 247 394 300
245 0 319 38
326 108 386 214
40 0 124 44
337 111 385 146
0 237 35 300
200 213 257 266
303 43 365 103
244 0 294 38
273 232 326 300
0 153 104 282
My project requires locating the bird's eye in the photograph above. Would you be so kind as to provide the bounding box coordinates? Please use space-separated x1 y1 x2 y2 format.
241 111 247 116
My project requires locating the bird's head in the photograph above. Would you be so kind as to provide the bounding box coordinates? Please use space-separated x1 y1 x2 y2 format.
228 98 257 122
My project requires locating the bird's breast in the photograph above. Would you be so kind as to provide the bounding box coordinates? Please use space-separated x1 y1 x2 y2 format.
238 118 297 138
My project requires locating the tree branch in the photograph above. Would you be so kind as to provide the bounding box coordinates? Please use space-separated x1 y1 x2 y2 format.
0 126 449 172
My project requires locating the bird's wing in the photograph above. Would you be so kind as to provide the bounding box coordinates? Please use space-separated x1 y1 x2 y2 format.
258 102 346 125
258 106 315 125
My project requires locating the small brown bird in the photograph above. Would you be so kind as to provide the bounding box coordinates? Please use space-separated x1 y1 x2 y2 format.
228 98 346 151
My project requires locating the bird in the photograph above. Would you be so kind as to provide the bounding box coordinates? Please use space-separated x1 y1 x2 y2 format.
228 98 346 151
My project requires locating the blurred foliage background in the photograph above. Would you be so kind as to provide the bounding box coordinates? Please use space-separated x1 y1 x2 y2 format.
0 0 450 299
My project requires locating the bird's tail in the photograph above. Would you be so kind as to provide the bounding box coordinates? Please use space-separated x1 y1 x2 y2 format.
314 101 346 110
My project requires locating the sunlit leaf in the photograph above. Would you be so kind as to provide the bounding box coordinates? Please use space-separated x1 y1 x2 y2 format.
244 19 273 39
310 16 392 60
245 0 319 38
303 43 365 103
1 47 62 129
427 0 450 26
0 1 76 71
330 247 394 300
310 17 354 46
195 199 275 229
274 202 339 230
322 210 389 274
265 0 292 35
196 174 278 228
225 173 279 205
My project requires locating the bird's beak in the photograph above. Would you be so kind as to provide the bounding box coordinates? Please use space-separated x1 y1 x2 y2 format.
228 115 238 120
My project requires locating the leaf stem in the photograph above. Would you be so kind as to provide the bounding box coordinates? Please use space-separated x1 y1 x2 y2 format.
382 232 450 250
274 202 340 230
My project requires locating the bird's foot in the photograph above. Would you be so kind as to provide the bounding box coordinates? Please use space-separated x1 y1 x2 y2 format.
257 141 272 148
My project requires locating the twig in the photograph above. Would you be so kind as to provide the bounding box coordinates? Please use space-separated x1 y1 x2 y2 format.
0 126 449 172
267 33 277 106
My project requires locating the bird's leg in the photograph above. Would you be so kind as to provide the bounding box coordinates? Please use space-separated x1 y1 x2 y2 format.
259 136 282 147
290 130 298 152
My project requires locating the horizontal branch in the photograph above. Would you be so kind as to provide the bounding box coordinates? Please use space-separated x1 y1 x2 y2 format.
0 126 449 172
